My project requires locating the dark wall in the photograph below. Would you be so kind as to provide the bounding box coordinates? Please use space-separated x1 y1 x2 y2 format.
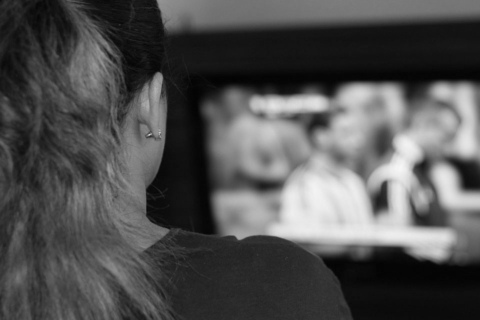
169 20 480 80
327 257 480 320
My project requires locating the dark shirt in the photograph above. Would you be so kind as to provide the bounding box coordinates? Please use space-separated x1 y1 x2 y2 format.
447 157 480 190
372 161 446 227
147 229 353 320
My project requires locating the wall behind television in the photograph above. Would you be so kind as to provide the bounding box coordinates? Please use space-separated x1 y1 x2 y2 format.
159 0 480 32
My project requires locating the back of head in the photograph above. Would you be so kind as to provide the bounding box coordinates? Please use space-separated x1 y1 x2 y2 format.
0 1 172 320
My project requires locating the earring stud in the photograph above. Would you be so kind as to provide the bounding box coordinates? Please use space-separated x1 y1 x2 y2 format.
145 130 162 140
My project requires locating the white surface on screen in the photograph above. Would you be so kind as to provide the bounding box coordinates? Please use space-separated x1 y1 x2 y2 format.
267 223 457 250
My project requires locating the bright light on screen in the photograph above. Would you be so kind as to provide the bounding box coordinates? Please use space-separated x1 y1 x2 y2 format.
249 94 329 116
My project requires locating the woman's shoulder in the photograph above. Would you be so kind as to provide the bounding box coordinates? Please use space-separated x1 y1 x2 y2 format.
163 229 332 273
154 229 352 320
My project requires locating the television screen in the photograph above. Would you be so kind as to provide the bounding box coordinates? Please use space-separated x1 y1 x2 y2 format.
199 81 480 265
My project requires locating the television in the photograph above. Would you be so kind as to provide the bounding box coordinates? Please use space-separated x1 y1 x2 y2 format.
149 20 480 320
200 81 480 263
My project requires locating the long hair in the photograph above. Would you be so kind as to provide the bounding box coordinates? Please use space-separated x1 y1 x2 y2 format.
0 0 173 319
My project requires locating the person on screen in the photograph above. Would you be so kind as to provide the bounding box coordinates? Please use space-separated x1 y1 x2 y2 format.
227 106 310 190
368 98 461 228
202 86 311 190
427 82 480 264
333 82 405 179
202 87 312 238
0 1 352 320
280 108 374 228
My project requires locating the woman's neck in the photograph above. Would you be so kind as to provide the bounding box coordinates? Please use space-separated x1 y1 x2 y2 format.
119 178 169 251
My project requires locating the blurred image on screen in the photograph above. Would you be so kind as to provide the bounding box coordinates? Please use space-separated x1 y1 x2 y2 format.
200 81 480 265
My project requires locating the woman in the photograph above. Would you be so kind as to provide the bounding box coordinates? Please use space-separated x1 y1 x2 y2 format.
0 1 352 319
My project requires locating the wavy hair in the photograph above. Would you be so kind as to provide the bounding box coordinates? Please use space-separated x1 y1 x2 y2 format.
0 0 172 319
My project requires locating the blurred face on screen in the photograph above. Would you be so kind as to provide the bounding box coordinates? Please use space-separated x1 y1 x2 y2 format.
333 83 394 156
415 108 460 160
327 112 366 162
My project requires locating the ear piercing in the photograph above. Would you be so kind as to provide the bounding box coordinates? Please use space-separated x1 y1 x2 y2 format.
145 130 162 140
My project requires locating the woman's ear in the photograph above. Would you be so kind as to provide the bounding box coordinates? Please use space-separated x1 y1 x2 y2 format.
138 72 165 137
